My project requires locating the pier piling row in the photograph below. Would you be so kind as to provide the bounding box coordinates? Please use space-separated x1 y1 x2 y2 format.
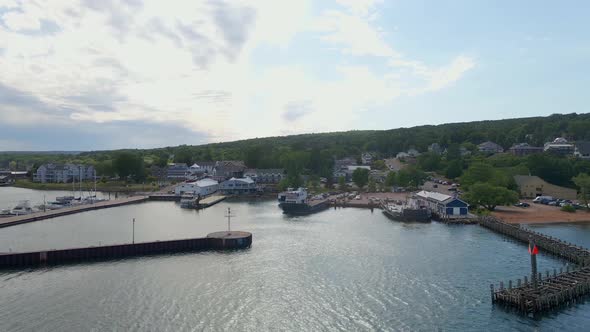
480 216 590 314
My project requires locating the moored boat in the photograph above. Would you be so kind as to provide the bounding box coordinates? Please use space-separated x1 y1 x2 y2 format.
277 187 329 215
381 201 431 222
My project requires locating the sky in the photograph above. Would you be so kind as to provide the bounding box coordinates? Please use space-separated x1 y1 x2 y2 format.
0 0 589 151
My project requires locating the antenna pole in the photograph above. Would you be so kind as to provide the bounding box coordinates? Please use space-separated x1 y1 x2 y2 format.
227 207 231 233
132 218 135 244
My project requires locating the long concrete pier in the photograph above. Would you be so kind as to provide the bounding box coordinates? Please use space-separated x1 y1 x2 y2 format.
0 231 252 268
0 196 149 229
480 216 590 314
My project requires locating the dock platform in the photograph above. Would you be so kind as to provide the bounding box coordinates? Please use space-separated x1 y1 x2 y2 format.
481 216 590 314
0 196 149 229
198 195 226 208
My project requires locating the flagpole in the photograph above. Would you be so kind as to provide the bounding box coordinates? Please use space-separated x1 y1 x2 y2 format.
529 237 538 290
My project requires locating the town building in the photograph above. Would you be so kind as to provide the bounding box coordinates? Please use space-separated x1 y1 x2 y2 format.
428 143 442 155
34 164 96 183
174 178 219 196
192 161 216 174
220 177 257 194
213 161 246 179
574 141 590 160
369 170 387 183
166 163 189 180
361 153 373 165
407 148 421 157
414 190 469 217
508 143 543 157
513 175 577 200
333 157 358 180
478 141 504 154
243 169 284 183
543 138 574 155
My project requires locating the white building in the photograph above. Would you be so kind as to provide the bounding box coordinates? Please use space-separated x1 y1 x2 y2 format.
414 190 469 217
243 169 284 183
220 177 257 194
34 163 96 183
174 178 219 196
361 153 373 165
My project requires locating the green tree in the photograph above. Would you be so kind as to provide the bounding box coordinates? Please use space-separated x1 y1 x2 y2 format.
396 167 426 187
352 168 369 189
417 152 441 172
371 160 387 170
338 176 346 190
385 171 397 187
445 159 463 179
573 173 590 211
368 177 376 192
463 182 519 211
113 152 145 181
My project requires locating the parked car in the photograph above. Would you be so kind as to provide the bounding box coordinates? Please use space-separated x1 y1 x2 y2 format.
448 187 457 191
433 184 438 188
514 202 530 208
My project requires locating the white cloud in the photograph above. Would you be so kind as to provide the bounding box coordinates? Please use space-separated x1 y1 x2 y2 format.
0 0 475 149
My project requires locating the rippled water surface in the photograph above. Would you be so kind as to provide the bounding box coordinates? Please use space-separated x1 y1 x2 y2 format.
1 189 590 331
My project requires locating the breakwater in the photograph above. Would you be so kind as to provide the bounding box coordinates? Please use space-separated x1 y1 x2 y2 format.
0 231 252 268
480 216 590 314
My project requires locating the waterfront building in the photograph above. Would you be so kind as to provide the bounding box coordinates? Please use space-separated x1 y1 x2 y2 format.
407 148 420 157
543 137 574 155
574 141 590 160
414 190 469 217
513 175 577 200
213 161 246 179
243 169 284 183
333 157 358 180
192 161 216 174
34 164 96 183
478 141 504 154
166 163 189 180
174 178 219 196
220 177 257 194
508 143 543 156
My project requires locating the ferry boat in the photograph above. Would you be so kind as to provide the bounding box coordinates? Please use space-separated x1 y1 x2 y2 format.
380 200 431 222
277 187 329 215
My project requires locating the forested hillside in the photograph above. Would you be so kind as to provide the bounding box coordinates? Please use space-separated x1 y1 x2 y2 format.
2 113 590 185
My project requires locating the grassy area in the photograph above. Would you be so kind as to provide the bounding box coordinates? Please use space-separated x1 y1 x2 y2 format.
13 179 160 193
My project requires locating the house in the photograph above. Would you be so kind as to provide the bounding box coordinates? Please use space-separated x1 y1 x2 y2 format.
508 143 543 157
166 163 189 180
369 170 387 183
574 141 590 160
428 143 442 155
192 161 216 174
174 178 219 196
333 157 358 180
407 148 421 157
513 175 577 200
544 138 574 155
34 164 96 183
414 190 469 217
478 141 504 154
220 177 257 194
361 153 373 165
244 169 284 183
213 161 246 179
396 152 410 159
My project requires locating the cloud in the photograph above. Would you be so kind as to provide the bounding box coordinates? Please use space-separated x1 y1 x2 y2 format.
282 100 313 122
0 0 475 150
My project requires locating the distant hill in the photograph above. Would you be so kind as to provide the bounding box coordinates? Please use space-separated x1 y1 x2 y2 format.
2 113 590 173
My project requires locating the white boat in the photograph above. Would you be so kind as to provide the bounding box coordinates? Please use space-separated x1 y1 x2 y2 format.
10 201 35 216
0 209 13 218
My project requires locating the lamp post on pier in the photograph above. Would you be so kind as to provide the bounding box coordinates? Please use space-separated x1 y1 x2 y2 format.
132 218 136 244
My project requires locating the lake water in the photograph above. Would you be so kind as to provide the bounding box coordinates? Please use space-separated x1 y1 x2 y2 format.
1 188 589 331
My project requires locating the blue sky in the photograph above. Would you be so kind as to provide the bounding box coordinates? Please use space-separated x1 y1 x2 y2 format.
0 0 588 151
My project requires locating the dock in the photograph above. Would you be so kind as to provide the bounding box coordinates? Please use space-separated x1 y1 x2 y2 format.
197 195 226 208
0 231 252 268
0 196 149 229
480 216 590 314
